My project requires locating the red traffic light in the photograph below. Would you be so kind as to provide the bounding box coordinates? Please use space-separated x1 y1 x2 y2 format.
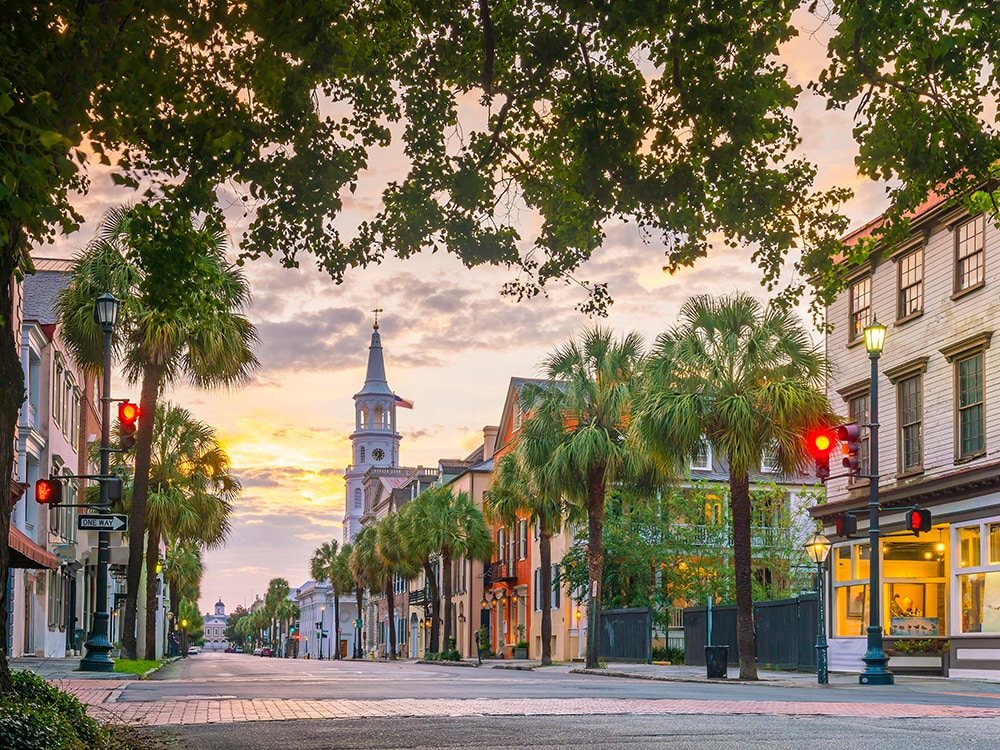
35 478 63 505
118 401 140 450
806 428 835 480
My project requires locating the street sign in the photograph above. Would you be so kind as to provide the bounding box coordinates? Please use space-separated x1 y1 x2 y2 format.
77 514 128 532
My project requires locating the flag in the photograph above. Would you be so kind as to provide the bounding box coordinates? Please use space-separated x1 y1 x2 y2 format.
394 394 414 409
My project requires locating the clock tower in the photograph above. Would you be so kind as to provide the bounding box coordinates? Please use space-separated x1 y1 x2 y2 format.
342 316 402 543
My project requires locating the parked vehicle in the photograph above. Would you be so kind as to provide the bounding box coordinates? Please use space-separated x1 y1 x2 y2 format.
234 647 244 653
187 646 201 655
260 647 273 657
253 647 262 656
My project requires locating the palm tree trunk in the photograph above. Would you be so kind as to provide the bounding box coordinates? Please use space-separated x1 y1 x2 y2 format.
333 588 341 659
385 581 397 660
539 523 553 666
441 549 453 650
423 560 440 653
731 470 758 680
143 527 160 659
0 238 25 696
122 363 164 660
585 466 606 669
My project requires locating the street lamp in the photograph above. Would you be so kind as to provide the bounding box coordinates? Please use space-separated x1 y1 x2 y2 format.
860 317 893 685
804 533 832 684
80 293 119 672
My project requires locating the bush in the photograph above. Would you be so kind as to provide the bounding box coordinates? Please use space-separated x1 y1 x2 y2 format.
1 669 162 750
9 669 103 748
651 646 684 664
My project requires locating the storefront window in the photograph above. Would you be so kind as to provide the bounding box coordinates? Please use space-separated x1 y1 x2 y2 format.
957 520 1000 634
960 526 981 567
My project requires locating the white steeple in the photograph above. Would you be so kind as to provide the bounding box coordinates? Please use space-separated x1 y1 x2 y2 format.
342 314 402 543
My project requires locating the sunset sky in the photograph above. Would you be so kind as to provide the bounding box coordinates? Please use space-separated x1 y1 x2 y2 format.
38 12 894 618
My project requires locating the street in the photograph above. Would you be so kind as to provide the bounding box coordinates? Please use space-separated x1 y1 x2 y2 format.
44 652 1000 749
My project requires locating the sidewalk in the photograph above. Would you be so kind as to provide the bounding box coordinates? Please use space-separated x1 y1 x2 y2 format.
10 655 158 680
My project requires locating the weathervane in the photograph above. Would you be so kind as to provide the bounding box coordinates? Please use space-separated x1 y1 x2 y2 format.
372 307 383 330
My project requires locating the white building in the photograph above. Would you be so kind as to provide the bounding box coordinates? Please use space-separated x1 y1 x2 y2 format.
202 599 229 651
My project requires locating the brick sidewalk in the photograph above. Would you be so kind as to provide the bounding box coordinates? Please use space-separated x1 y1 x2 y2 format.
53 680 1000 727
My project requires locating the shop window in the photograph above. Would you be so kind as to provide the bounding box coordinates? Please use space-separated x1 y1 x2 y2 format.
955 520 1000 633
959 526 981 567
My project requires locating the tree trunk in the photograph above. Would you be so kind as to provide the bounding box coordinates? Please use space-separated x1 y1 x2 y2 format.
441 548 453 651
539 523 553 666
731 470 758 680
121 363 163 660
143 527 159 659
422 560 440 653
385 581 397 660
585 466 606 669
333 588 341 659
0 238 26 696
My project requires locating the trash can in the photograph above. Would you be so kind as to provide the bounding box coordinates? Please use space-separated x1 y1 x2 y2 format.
705 645 729 678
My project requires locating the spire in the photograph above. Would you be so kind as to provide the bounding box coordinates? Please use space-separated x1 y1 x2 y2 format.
356 316 393 396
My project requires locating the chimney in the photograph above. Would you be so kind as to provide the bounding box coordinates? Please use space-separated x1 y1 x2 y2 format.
483 425 499 461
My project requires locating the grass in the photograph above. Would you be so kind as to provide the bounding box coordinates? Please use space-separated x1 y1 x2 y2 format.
112 659 163 677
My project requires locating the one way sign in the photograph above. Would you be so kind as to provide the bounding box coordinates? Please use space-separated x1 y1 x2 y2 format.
77 514 128 532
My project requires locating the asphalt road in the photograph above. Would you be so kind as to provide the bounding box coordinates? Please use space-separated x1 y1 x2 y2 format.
92 653 1000 748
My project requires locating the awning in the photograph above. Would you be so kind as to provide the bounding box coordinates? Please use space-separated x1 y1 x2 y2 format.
8 525 58 569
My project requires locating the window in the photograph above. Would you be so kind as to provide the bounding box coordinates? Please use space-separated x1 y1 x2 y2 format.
359 446 365 464
517 519 528 560
53 362 64 427
690 439 712 471
898 375 923 472
957 352 985 459
760 442 780 474
897 247 923 319
353 488 362 509
955 214 985 294
496 529 506 563
849 276 871 342
848 393 870 478
551 564 561 609
956 521 1000 633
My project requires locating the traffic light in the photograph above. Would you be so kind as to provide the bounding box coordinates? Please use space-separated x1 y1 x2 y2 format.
906 507 932 535
836 424 862 475
118 401 140 450
106 476 123 503
807 428 835 480
34 478 63 505
834 512 857 537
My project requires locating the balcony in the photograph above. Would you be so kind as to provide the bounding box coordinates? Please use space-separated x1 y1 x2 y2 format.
408 588 430 607
484 560 516 585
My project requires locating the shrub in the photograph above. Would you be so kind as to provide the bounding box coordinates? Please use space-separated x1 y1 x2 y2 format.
9 669 103 748
0 697 84 750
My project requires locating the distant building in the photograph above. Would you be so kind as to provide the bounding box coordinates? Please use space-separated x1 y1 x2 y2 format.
203 599 229 651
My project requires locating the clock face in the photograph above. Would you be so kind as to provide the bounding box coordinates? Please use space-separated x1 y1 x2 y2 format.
372 448 385 461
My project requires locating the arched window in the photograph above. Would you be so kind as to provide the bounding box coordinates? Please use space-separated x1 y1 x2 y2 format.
360 406 368 428
373 404 384 429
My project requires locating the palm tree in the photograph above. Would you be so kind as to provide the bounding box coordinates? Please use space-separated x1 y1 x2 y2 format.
265 578 292 650
57 201 259 660
350 525 386 657
376 513 421 660
633 293 833 680
526 326 645 668
134 402 238 659
396 501 444 653
310 540 354 660
485 445 573 666
163 542 202 655
403 487 492 654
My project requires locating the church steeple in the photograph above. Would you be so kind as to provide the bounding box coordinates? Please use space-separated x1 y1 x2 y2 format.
356 318 392 397
342 313 402 544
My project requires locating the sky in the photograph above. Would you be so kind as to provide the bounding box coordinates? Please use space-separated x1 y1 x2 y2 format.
37 11 894 618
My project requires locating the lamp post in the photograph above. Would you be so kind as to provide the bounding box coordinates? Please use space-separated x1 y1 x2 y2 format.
860 317 893 685
804 533 832 684
320 605 326 660
80 293 119 672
